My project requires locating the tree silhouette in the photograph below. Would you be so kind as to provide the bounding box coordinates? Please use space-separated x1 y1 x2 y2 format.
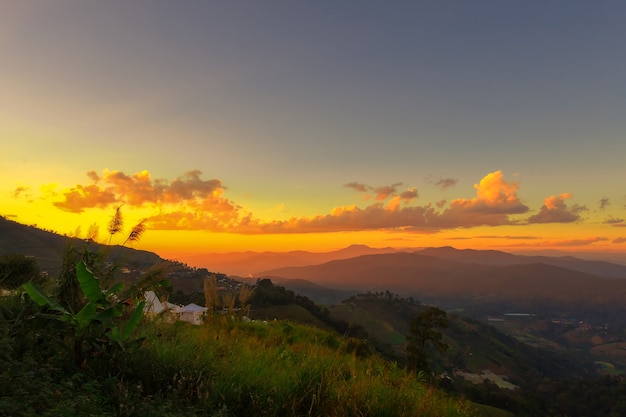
406 306 448 374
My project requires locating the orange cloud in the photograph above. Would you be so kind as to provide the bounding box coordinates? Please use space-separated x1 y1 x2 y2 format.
373 183 402 201
545 237 608 247
32 168 581 236
146 170 529 233
473 235 541 240
53 184 117 212
423 171 529 228
213 172 526 234
502 236 609 248
448 171 528 215
50 169 234 214
528 193 586 224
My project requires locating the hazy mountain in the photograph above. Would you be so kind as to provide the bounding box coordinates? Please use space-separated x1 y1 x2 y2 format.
417 246 626 278
258 252 626 313
178 244 402 276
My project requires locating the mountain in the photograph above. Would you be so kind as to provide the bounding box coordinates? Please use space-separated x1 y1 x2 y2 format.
417 246 626 278
258 252 626 315
177 244 402 276
179 244 626 279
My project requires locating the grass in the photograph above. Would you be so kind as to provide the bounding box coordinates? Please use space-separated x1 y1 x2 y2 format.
1 294 476 417
124 317 476 416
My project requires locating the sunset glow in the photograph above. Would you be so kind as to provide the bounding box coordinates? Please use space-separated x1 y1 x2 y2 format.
1 2 625 265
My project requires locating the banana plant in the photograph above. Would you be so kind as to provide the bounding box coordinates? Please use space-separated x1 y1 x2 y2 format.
23 261 145 345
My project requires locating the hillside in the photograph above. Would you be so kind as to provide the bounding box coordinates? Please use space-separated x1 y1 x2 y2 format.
328 294 596 378
0 216 164 275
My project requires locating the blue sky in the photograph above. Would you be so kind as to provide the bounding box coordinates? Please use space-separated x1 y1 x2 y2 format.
1 1 626 256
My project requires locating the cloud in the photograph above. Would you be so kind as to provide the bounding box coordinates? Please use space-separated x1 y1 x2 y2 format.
604 217 624 225
527 193 585 224
399 188 418 202
473 235 542 240
344 182 369 193
269 203 289 214
223 171 529 234
599 197 610 209
435 177 458 190
448 171 528 215
373 183 402 200
427 171 529 228
344 181 405 200
12 186 31 198
53 184 117 212
39 168 585 236
614 237 626 244
51 169 234 214
550 237 608 247
506 237 608 248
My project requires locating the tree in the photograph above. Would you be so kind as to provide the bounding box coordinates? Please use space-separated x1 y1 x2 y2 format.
0 254 42 290
406 306 448 374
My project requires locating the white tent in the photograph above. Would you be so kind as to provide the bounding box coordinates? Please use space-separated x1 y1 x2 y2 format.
144 291 164 315
162 301 181 313
179 303 207 325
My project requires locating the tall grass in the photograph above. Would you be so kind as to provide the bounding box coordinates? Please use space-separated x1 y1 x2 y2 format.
2 289 474 416
126 317 475 416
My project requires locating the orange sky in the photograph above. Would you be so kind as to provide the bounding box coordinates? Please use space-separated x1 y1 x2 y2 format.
3 169 625 264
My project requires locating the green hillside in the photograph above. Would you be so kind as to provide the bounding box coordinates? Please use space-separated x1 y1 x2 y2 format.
1 295 475 416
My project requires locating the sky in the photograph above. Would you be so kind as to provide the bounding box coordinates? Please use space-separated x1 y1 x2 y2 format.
1 1 626 263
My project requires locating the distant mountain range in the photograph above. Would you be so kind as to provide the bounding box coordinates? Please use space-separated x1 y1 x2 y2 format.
258 249 626 315
176 244 402 276
180 244 626 277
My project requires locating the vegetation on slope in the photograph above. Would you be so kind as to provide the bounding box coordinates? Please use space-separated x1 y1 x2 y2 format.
0 292 475 416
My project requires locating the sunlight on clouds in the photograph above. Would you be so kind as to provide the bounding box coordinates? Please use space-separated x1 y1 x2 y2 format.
386 196 401 212
545 193 572 210
331 205 358 216
528 193 586 224
449 170 527 214
7 168 625 256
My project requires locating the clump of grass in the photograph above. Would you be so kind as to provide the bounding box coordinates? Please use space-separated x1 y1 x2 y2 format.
125 319 476 417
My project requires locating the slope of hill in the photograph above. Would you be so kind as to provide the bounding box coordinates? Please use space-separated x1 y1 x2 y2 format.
1 216 166 277
326 294 602 416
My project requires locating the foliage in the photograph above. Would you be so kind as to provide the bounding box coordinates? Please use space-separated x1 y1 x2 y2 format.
23 261 146 367
20 207 162 368
406 306 449 373
0 253 42 290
